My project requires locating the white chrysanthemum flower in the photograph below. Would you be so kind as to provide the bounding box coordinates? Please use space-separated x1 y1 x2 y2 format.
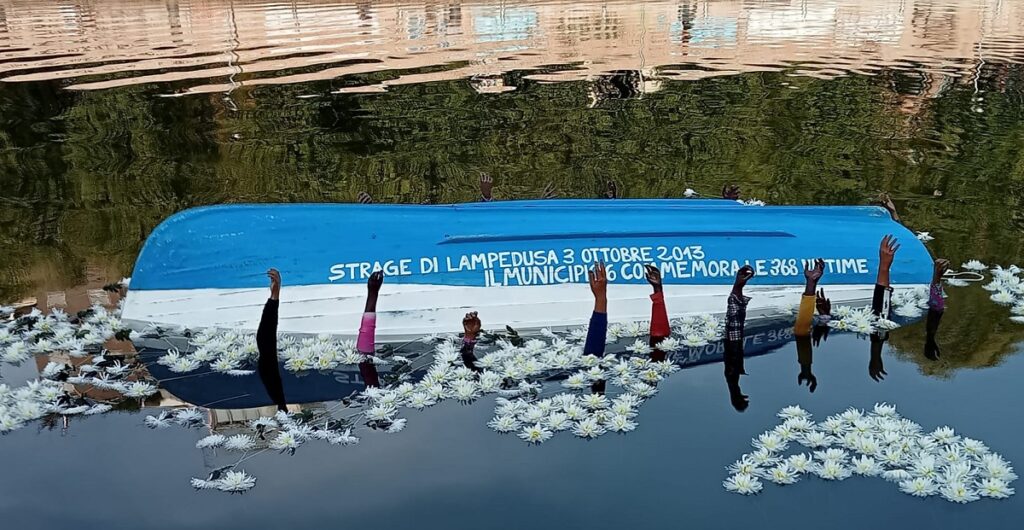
723 473 763 495
941 444 967 465
991 291 1016 305
478 371 503 393
190 477 219 490
976 477 1014 499
680 334 708 348
900 477 939 497
727 455 759 475
800 430 833 448
156 349 181 366
915 231 934 242
945 278 969 288
144 413 172 429
385 418 407 433
519 423 553 444
786 453 814 474
572 417 606 439
940 481 980 503
249 416 278 432
269 430 303 451
173 407 205 426
655 336 682 352
753 432 788 453
365 403 398 421
406 392 436 410
880 447 909 468
782 417 815 432
626 339 652 355
580 393 609 410
882 469 913 483
942 462 976 483
778 405 811 420
814 448 849 464
561 372 589 390
327 429 359 446
216 470 256 493
488 415 520 433
979 454 1018 481
911 455 939 478
749 448 780 467
851 455 883 477
629 382 658 398
872 402 898 417
611 400 638 418
449 379 480 403
223 434 256 452
121 381 158 398
816 460 852 481
196 434 226 449
962 260 987 271
168 355 201 373
767 464 798 485
544 412 571 431
519 405 546 424
606 414 637 433
562 403 588 421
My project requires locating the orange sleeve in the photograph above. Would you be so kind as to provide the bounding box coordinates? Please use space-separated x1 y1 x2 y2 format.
794 295 816 337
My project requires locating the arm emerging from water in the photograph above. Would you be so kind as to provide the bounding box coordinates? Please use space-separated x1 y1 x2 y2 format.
795 259 824 337
257 268 287 412
583 262 609 356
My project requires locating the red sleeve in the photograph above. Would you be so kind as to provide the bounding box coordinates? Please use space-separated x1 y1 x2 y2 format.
650 291 670 339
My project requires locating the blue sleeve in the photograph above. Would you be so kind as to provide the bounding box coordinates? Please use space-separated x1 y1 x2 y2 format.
583 312 607 356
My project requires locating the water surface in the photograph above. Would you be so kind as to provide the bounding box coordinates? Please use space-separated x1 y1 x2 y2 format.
1 0 1023 527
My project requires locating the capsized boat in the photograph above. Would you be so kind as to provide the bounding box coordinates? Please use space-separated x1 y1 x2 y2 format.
121 199 933 341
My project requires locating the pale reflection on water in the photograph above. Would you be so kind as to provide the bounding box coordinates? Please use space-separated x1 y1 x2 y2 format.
1 0 1022 94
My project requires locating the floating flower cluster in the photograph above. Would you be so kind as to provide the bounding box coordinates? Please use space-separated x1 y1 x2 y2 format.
0 304 129 365
981 265 1024 324
723 404 1016 503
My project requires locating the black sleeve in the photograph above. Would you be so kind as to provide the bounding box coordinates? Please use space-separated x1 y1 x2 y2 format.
871 284 887 317
256 298 279 358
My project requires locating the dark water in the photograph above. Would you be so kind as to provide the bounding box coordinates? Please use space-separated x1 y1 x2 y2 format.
2 0 1024 527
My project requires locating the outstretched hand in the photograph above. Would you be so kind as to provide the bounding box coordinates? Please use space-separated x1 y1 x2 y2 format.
879 234 900 265
878 192 899 221
798 370 817 393
644 264 663 293
367 270 384 294
933 258 950 284
588 262 608 313
267 268 281 300
733 264 755 290
804 258 825 295
722 184 741 200
462 311 482 340
479 173 493 201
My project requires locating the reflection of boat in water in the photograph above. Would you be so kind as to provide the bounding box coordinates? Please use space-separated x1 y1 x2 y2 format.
144 316 822 409
122 199 932 340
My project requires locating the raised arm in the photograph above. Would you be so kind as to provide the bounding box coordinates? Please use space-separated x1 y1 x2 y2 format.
583 262 608 356
460 311 483 372
872 235 899 317
795 259 824 337
256 268 287 411
925 259 949 360
357 271 383 355
645 264 670 344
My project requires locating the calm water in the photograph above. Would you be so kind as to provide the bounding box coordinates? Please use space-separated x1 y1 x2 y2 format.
2 0 1024 527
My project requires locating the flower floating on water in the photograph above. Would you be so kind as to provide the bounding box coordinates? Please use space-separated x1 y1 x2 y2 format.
196 434 226 449
518 423 553 444
144 412 172 429
215 470 257 493
962 260 987 271
723 473 763 495
915 232 934 242
990 291 1016 305
724 404 1015 503
223 434 257 452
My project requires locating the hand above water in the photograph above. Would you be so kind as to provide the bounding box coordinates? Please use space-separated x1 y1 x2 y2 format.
462 311 481 341
589 262 608 313
722 184 741 200
267 268 281 300
804 258 825 295
644 264 663 294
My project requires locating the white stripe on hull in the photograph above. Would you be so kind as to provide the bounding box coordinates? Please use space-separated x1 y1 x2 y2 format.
121 283 924 342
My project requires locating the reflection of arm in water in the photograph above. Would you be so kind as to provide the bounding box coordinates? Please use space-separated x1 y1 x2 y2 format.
460 312 483 372
724 265 755 412
645 265 670 361
357 271 384 388
256 268 288 412
869 235 900 382
925 259 949 361
583 262 609 356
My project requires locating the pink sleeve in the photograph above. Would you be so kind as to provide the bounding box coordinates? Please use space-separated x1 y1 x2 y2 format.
357 312 376 354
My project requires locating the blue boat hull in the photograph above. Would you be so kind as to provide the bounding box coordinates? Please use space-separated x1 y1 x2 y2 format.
122 200 932 339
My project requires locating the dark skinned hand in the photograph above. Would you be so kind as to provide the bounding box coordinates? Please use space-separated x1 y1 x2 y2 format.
479 173 493 201
722 184 741 200
798 370 817 393
933 258 950 285
644 264 663 293
869 356 887 382
816 288 831 316
267 268 281 300
462 311 482 339
367 270 384 294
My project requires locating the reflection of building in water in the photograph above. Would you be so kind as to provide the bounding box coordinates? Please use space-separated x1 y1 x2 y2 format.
0 1 1020 94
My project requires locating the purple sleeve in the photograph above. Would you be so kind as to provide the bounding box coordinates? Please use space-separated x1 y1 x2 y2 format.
583 312 607 356
357 312 376 354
